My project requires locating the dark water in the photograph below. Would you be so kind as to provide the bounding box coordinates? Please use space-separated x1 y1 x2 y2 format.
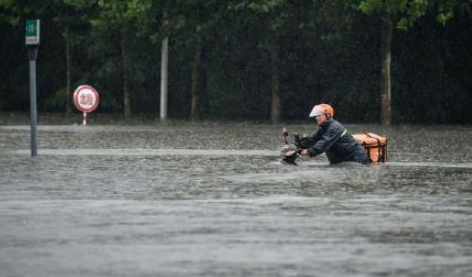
1 123 472 277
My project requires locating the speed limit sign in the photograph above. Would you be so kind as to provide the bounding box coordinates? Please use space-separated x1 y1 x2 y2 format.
73 85 99 125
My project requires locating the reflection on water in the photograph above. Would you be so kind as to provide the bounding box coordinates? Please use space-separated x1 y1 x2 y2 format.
1 123 472 277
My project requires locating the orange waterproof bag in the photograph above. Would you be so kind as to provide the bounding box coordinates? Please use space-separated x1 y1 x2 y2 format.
353 133 388 163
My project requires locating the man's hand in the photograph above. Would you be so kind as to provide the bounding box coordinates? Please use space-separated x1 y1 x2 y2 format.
299 149 309 156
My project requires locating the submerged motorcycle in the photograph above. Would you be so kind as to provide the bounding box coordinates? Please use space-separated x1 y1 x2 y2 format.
279 127 388 165
279 127 307 165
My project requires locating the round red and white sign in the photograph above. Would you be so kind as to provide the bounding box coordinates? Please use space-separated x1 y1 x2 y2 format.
73 85 99 113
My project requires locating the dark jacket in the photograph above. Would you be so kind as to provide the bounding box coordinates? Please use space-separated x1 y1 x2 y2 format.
301 119 368 164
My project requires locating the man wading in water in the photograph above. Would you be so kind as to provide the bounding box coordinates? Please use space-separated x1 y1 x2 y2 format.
298 103 369 164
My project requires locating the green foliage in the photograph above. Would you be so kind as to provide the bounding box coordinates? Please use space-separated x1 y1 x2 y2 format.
0 0 49 25
1 0 472 123
348 0 470 29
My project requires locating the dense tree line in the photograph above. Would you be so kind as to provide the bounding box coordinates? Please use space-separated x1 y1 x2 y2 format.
1 0 471 124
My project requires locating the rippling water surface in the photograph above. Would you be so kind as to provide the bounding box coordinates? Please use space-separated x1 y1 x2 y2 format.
1 123 471 277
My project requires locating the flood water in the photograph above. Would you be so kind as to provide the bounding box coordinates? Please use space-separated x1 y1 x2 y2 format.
1 122 472 277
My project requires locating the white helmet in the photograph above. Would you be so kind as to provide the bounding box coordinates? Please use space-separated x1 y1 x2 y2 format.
309 103 334 117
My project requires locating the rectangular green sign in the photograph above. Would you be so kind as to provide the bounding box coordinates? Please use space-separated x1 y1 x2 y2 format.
25 19 40 45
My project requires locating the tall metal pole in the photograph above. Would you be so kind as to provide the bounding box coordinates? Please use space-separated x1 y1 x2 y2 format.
160 36 168 121
28 47 38 157
26 19 40 157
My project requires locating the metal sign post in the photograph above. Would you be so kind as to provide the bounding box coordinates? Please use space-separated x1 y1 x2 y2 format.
26 19 40 157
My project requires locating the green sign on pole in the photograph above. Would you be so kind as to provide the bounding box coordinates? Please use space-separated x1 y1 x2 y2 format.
25 19 40 45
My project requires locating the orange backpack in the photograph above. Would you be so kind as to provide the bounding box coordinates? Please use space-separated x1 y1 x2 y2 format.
353 133 388 163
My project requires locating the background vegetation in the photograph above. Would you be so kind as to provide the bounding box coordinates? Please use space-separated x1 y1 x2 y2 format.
1 0 471 124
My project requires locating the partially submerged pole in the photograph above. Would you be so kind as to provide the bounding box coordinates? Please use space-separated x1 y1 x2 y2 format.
26 19 40 157
28 47 38 157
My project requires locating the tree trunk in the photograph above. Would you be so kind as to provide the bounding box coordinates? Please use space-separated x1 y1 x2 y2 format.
160 11 169 121
190 36 206 121
160 36 169 121
270 50 281 125
121 38 131 119
65 29 72 115
380 15 393 125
